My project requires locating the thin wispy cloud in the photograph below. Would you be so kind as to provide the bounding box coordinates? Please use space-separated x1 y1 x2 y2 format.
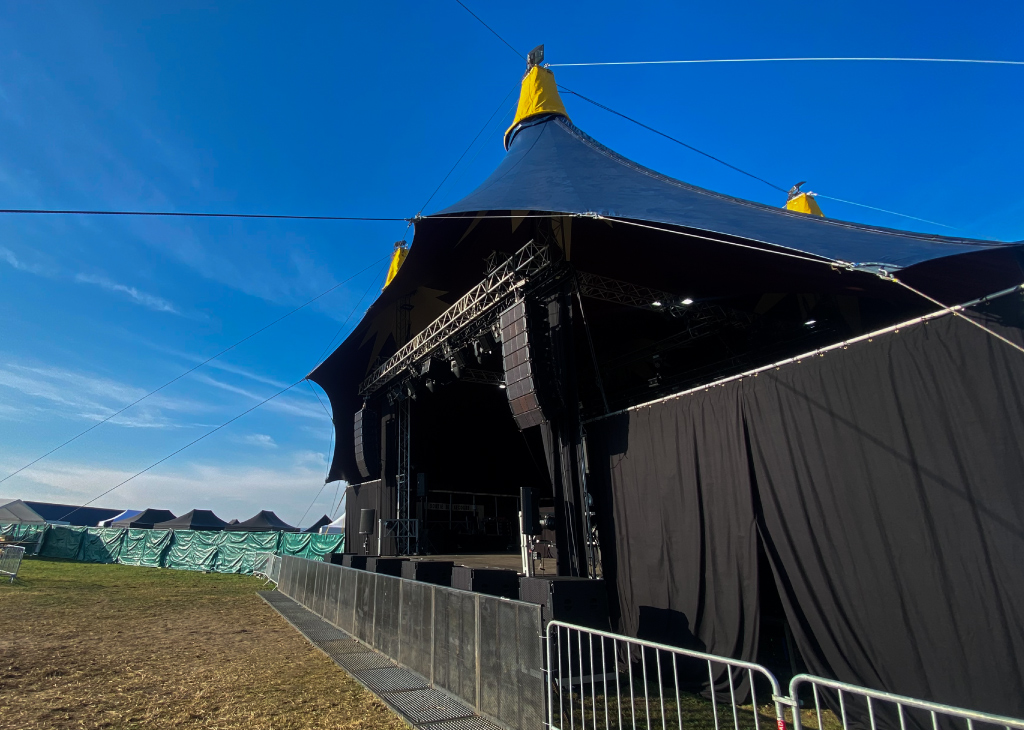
0 245 52 276
192 372 327 421
238 433 277 448
75 273 182 315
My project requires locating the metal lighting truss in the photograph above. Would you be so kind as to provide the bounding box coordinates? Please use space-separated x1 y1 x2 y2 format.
575 271 689 312
395 396 413 554
359 239 552 397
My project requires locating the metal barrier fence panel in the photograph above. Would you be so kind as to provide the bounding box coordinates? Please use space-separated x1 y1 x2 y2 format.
374 574 402 659
398 579 434 680
0 545 26 582
295 557 309 607
354 569 376 645
337 563 356 634
789 674 1024 730
546 620 786 730
314 561 329 617
480 597 544 730
267 554 281 584
433 587 479 709
325 564 341 627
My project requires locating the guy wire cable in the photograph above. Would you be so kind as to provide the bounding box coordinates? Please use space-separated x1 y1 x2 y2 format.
548 57 1024 68
0 208 407 221
56 250 390 521
1 252 391 485
58 377 306 522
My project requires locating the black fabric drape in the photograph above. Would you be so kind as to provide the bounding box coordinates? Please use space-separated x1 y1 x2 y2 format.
589 388 761 699
590 305 1024 715
745 312 1024 717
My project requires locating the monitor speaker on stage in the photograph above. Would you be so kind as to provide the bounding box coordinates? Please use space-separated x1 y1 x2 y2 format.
500 300 546 429
521 486 541 535
354 405 379 479
359 509 376 535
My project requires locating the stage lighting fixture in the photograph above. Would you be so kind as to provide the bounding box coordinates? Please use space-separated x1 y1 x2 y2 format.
405 382 417 400
425 378 436 393
681 298 694 305
450 351 467 378
805 319 817 326
498 382 507 389
652 301 663 307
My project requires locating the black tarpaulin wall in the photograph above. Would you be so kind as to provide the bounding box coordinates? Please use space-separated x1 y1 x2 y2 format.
589 304 1024 716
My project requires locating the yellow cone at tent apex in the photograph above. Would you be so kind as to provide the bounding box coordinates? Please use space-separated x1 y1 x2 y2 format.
383 242 408 288
504 66 570 149
786 192 824 217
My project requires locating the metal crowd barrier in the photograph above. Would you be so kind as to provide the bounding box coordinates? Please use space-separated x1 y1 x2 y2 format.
0 545 26 583
546 620 786 730
788 674 1024 730
276 555 544 730
253 553 281 584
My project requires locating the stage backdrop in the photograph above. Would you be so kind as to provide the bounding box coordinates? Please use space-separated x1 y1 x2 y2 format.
588 299 1024 717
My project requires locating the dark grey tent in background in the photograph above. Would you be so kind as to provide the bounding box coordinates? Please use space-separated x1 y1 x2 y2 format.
110 508 176 529
226 519 239 525
302 515 331 533
224 510 297 532
152 509 227 531
0 499 46 525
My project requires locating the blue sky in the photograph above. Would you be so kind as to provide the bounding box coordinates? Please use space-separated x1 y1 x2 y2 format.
0 1 1020 525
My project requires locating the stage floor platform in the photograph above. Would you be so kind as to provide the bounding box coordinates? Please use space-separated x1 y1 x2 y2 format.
259 590 502 730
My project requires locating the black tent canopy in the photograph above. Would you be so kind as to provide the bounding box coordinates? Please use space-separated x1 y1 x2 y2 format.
307 65 1024 715
224 510 298 532
152 509 228 531
303 515 331 533
110 508 176 529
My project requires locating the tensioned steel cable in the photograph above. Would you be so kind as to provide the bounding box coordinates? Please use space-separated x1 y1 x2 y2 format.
0 208 407 221
549 57 1024 68
58 378 305 522
417 84 520 216
452 0 523 59
1 253 391 485
558 84 789 193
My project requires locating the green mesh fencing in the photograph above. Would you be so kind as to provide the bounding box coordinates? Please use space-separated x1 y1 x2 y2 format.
2 523 342 574
79 528 125 563
0 523 46 543
280 531 345 560
38 525 85 559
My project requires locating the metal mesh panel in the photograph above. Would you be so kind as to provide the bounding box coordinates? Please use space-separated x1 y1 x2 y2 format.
310 561 325 616
295 558 309 607
373 574 402 659
324 564 341 627
398 580 434 679
278 556 294 598
356 665 429 693
433 588 478 707
337 564 356 634
476 595 544 729
354 569 376 644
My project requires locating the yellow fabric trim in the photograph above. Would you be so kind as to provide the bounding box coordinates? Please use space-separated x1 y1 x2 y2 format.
504 66 569 149
383 246 408 288
785 192 825 217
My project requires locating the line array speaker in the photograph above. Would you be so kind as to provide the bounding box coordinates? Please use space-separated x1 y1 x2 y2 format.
353 405 379 479
500 300 546 429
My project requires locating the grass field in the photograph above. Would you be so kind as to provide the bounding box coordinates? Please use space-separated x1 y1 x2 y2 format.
0 558 406 730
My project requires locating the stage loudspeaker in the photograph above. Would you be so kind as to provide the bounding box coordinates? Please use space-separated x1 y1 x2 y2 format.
359 509 376 535
354 405 379 480
417 473 427 498
521 486 541 536
500 300 546 429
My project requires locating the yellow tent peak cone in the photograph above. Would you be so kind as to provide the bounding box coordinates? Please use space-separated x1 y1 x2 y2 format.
504 65 569 149
383 241 408 289
785 192 824 217
785 183 825 217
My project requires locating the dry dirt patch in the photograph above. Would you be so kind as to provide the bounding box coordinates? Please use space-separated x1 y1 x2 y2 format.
0 558 406 730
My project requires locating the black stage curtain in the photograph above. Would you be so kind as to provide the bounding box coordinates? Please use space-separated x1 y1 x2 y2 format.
590 308 1024 716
